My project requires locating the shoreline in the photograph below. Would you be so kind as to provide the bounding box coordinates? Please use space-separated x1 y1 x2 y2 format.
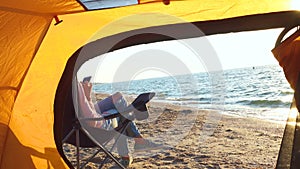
64 93 287 168
94 93 289 124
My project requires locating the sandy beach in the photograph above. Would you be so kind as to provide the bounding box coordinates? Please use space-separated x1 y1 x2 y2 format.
64 94 286 169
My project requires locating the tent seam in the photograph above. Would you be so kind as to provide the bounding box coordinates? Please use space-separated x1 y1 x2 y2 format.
75 0 88 11
15 18 53 101
0 6 85 16
0 16 53 169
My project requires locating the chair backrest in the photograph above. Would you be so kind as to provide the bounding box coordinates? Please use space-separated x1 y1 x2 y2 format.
63 86 98 148
64 85 127 147
54 53 126 169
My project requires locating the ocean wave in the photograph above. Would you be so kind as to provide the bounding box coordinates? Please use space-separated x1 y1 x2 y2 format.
236 99 291 108
280 90 294 95
164 97 210 102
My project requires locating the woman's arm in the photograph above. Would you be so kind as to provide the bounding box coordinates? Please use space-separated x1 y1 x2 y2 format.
77 81 103 128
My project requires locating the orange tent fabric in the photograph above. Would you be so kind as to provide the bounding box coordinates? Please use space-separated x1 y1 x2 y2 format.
0 0 298 168
272 29 300 90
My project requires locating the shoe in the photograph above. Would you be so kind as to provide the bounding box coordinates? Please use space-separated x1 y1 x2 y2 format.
119 156 133 168
134 139 163 152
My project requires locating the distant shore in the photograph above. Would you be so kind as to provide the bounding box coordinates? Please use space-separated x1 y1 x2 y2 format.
64 93 286 168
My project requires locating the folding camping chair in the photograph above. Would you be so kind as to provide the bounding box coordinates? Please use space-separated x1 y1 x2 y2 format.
61 86 155 169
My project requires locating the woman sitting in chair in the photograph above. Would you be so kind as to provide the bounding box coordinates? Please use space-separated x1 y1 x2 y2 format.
78 80 161 167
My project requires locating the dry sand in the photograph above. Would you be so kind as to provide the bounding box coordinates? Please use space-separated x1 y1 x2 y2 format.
63 94 286 169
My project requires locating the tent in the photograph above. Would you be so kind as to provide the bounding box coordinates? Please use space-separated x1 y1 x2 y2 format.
1 0 300 168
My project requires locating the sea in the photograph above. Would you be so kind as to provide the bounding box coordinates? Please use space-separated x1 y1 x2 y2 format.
93 65 294 122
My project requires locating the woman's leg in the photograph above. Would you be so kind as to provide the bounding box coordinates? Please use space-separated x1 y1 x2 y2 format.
116 133 130 157
95 93 136 157
95 92 127 113
116 117 143 159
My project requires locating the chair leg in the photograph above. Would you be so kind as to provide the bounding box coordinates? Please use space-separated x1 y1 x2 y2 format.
62 121 130 169
62 127 82 169
62 128 76 143
99 120 130 168
76 128 80 169
96 143 126 169
99 120 131 169
80 148 101 169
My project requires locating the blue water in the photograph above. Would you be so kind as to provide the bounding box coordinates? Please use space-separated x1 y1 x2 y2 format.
93 65 294 122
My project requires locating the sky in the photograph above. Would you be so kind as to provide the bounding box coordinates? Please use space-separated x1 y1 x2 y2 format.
208 29 282 69
78 28 286 83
